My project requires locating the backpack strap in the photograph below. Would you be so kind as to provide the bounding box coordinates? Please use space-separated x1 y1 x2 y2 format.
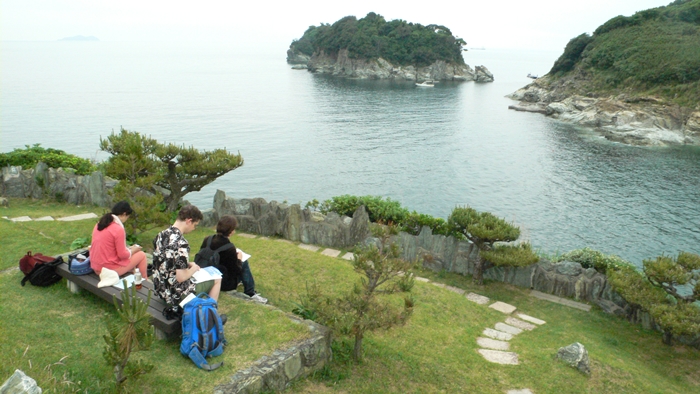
186 347 223 371
213 242 234 254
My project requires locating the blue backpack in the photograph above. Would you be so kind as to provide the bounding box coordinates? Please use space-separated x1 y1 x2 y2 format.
180 293 227 370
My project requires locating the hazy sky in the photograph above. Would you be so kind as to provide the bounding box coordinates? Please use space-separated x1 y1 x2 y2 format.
1 0 674 50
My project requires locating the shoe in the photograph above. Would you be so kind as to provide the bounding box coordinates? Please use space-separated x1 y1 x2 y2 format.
250 294 268 304
220 314 228 326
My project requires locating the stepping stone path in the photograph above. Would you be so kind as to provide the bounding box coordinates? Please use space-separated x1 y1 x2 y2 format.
7 213 98 222
320 248 341 257
470 299 546 367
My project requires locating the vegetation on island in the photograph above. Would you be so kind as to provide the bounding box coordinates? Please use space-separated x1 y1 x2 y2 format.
549 0 700 107
289 12 466 67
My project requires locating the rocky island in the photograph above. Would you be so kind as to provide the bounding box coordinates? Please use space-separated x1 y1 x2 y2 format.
508 0 700 146
287 13 493 83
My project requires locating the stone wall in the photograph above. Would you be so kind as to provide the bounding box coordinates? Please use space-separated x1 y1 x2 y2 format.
206 191 700 348
1 163 114 207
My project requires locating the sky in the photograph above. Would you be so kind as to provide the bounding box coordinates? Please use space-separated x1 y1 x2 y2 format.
1 0 676 51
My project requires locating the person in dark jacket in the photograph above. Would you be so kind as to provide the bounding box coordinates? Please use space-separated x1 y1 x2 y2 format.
201 215 267 304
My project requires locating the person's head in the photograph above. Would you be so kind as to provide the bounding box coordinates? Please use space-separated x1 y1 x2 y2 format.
216 215 238 236
97 201 133 230
176 205 203 234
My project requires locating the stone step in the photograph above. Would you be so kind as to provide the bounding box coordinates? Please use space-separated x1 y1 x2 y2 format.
495 322 523 336
476 337 510 351
482 328 513 341
466 292 490 305
56 213 98 222
505 316 537 331
341 252 354 261
320 248 341 257
489 301 517 314
298 244 320 252
507 389 533 394
237 233 258 238
477 349 519 365
516 313 546 325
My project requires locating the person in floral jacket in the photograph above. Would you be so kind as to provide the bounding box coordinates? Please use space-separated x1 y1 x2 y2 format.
152 205 221 308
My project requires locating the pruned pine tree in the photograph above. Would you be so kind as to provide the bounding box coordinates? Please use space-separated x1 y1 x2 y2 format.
448 206 539 285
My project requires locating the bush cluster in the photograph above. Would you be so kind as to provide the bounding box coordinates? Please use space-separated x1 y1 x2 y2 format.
289 12 466 67
555 247 634 274
0 144 96 175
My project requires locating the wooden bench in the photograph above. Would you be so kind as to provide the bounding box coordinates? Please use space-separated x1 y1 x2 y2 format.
55 255 180 340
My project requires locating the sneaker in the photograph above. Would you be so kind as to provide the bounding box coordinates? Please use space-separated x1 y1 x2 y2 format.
250 294 268 304
220 314 228 326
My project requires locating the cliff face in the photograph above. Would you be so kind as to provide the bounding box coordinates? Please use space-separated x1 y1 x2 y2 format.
303 49 492 82
508 76 700 146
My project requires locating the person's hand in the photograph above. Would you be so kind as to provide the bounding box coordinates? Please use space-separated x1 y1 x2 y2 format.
129 244 142 253
188 262 200 272
237 250 243 261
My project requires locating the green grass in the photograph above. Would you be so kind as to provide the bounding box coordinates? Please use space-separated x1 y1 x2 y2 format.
2 198 699 393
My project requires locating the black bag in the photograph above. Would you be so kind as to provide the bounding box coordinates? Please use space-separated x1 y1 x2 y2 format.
194 236 234 269
21 256 64 287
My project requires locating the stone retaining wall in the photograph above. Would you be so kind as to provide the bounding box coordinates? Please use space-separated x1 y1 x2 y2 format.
1 163 114 206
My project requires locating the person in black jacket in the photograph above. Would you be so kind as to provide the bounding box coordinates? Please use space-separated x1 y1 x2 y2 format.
201 215 267 304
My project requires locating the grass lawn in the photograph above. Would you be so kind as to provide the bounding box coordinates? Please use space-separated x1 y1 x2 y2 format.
1 198 699 393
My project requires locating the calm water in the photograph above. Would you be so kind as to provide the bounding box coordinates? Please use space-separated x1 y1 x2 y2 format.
2 41 699 265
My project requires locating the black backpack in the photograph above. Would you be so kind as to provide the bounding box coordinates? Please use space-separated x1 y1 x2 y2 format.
21 256 64 287
194 236 234 269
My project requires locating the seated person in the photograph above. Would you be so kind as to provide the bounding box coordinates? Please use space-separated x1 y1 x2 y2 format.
90 201 148 277
200 215 267 303
152 205 223 312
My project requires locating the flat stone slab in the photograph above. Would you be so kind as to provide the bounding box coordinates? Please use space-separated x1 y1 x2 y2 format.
477 349 519 365
276 239 293 244
477 337 510 351
298 244 320 252
495 322 523 336
341 252 354 260
530 290 591 312
444 285 465 295
10 216 32 222
516 313 546 325
35 216 54 221
505 317 537 331
56 213 98 222
237 233 257 238
414 276 430 283
259 236 270 240
489 301 517 314
466 292 490 305
507 390 533 394
320 248 341 257
482 328 513 341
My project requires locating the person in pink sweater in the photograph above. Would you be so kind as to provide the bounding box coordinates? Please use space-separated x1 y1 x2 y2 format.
90 201 148 278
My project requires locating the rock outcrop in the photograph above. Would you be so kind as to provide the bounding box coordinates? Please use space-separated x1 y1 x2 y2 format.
286 49 310 65
508 76 700 146
303 49 489 82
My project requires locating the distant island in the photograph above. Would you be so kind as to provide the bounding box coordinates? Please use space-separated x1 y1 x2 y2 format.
59 35 99 41
287 12 494 83
508 0 700 146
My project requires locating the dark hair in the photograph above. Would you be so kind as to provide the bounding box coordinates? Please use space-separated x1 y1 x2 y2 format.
97 201 133 231
216 215 238 235
177 205 203 222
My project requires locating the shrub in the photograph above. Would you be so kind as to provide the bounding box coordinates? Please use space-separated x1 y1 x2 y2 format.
0 144 96 175
556 247 633 274
401 211 450 236
320 195 409 225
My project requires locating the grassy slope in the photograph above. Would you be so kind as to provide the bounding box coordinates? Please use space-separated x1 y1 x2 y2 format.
1 198 699 393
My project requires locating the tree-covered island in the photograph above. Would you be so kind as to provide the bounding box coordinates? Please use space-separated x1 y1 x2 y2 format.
509 0 700 146
287 12 494 82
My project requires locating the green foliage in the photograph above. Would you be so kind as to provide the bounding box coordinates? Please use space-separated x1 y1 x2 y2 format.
70 237 91 250
296 225 414 361
448 206 537 284
0 144 96 175
550 0 700 106
401 211 450 236
320 194 409 225
103 282 155 392
608 251 700 345
556 247 634 274
289 12 466 67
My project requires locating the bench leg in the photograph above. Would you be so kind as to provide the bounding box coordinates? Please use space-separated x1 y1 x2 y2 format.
154 328 170 341
66 280 81 294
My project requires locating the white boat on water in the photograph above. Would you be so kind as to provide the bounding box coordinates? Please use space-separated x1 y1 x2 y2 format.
416 81 435 87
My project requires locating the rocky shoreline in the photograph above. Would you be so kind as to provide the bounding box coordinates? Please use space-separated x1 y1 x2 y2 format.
287 48 493 83
507 76 700 146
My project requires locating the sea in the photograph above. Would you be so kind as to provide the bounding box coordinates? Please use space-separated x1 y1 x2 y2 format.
2 40 699 266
